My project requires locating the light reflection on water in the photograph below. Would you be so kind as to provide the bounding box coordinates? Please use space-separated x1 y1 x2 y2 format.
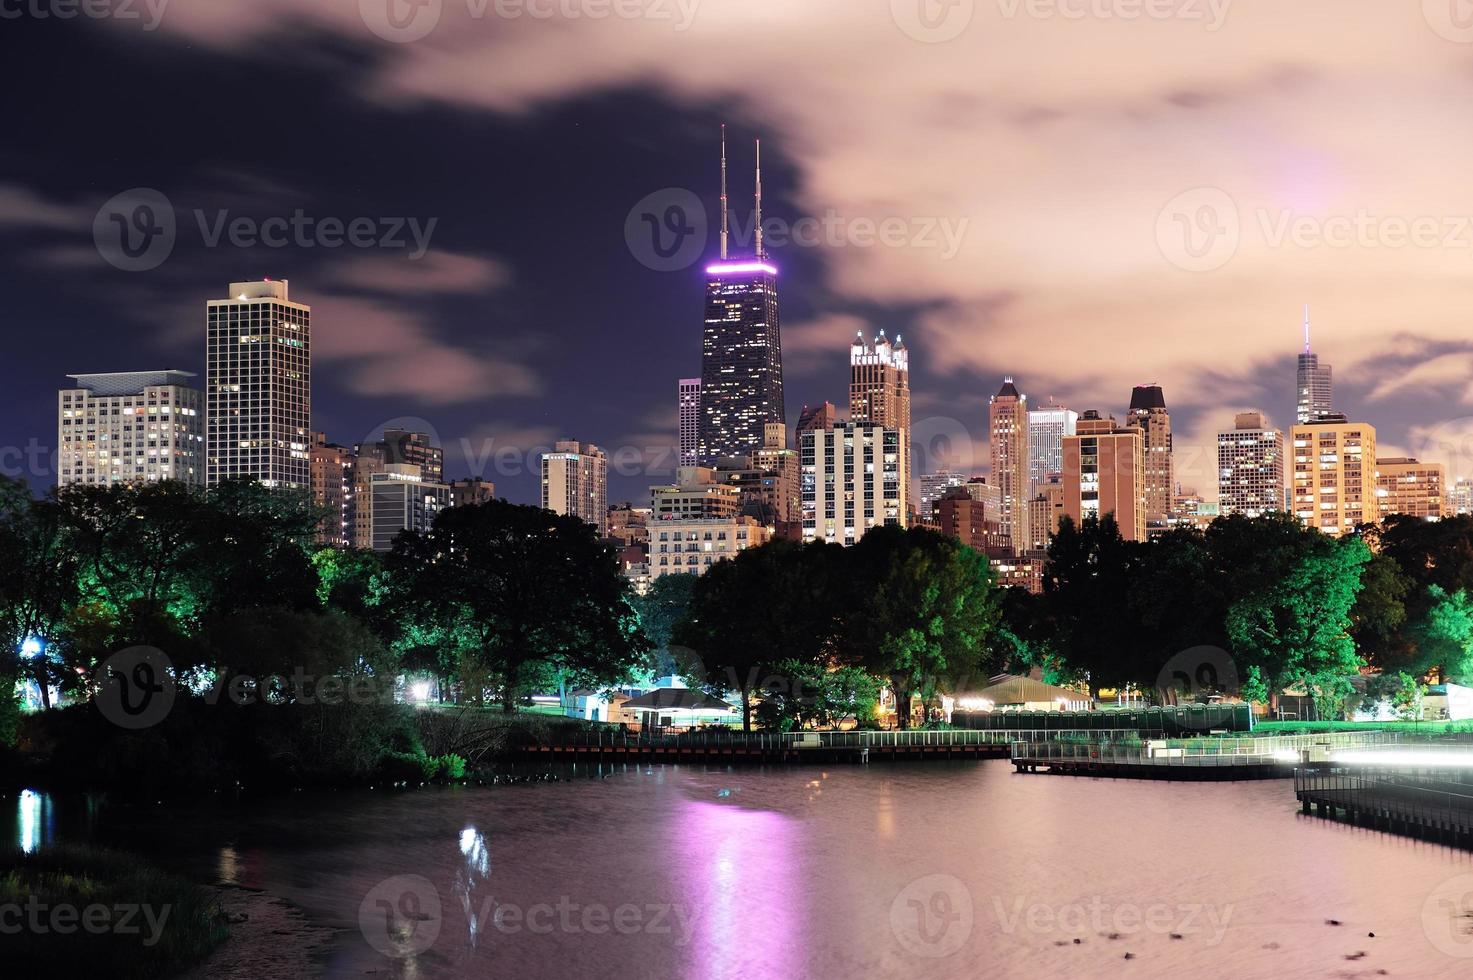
11 765 1473 979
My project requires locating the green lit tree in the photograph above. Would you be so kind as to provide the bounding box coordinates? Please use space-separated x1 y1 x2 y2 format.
843 525 1001 728
1409 585 1473 683
1225 534 1371 714
391 500 648 711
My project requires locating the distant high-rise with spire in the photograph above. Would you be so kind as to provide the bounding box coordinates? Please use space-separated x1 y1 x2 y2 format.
988 377 1029 554
1296 306 1333 425
698 127 785 464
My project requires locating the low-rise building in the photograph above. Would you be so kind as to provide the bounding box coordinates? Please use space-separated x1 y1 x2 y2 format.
647 514 770 581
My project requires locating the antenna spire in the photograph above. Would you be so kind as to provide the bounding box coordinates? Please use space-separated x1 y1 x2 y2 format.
1303 303 1311 353
754 138 764 259
719 124 729 261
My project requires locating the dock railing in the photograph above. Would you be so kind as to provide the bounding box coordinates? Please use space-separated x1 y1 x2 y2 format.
1010 731 1402 767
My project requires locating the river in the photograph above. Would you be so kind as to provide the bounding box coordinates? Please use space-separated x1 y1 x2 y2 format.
8 761 1473 978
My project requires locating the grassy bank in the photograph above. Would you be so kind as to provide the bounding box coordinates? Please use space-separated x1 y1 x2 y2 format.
0 845 226 980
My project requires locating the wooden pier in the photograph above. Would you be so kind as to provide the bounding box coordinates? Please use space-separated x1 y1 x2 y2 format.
1010 732 1397 781
1295 760 1473 848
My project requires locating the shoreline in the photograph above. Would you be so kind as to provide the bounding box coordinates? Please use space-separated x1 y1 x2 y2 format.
182 885 339 980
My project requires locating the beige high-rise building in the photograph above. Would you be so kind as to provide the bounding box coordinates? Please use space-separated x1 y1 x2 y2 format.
849 332 910 429
1290 416 1376 536
651 466 741 521
800 422 907 545
541 440 608 535
58 370 204 488
309 432 354 547
1376 457 1445 521
988 378 1029 553
716 422 799 525
1027 477 1066 552
1128 385 1173 533
648 515 770 582
1062 411 1146 542
1217 412 1284 519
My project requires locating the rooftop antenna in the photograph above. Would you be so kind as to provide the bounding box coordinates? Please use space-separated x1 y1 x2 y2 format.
719 124 729 261
754 138 764 259
1303 304 1311 353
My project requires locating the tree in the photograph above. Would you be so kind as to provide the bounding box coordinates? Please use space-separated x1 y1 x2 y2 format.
1408 585 1473 683
675 539 841 732
391 501 648 712
1349 552 1413 672
754 659 884 731
0 479 80 710
631 573 696 679
1226 534 1371 713
1043 514 1145 697
843 526 1001 727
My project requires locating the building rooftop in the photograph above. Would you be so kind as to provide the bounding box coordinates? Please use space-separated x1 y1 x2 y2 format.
66 370 198 396
1128 385 1167 411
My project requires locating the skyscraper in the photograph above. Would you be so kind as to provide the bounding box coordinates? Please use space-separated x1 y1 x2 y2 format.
678 378 701 467
1061 411 1146 542
849 331 910 431
309 432 354 547
1216 412 1284 519
368 464 452 552
796 401 837 435
918 470 967 517
541 440 609 535
1127 384 1173 531
1375 458 1445 521
1026 398 1077 494
1291 415 1375 536
987 378 1029 553
800 422 907 545
206 279 310 489
57 370 204 487
1296 307 1333 425
698 134 784 463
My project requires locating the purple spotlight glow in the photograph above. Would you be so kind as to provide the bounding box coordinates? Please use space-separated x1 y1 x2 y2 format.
705 261 779 275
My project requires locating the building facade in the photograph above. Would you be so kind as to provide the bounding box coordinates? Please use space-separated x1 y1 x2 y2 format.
1216 412 1284 519
648 515 770 581
449 477 496 508
1061 411 1146 542
678 378 701 468
541 440 609 535
1296 312 1333 425
918 470 967 518
800 422 907 545
1026 399 1077 496
206 279 310 489
1128 385 1173 532
1376 457 1445 521
698 261 784 463
796 401 837 435
57 370 204 487
937 486 1006 553
651 466 741 521
1290 416 1376 536
309 432 354 546
987 378 1029 553
368 464 452 552
1026 477 1065 552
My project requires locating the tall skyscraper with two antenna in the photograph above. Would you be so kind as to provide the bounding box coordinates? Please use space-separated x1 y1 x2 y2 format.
1296 305 1333 425
698 127 785 464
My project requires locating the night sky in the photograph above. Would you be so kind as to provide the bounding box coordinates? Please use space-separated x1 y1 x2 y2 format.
7 2 1473 505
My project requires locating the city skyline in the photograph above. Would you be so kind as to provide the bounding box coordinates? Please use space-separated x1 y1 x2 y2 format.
10 7 1473 509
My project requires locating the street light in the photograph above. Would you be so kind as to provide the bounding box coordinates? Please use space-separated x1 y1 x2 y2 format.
20 636 42 660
